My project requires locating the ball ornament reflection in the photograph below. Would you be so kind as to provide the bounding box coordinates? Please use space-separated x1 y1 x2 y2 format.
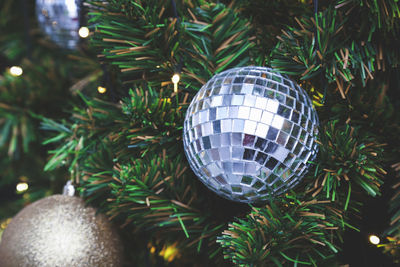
36 0 82 49
183 66 319 203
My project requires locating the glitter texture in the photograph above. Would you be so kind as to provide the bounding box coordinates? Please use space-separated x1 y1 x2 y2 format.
183 66 319 203
0 195 123 267
36 0 81 49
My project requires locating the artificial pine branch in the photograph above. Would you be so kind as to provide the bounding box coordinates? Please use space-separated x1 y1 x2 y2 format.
38 0 400 265
88 0 255 92
381 164 400 262
310 120 385 200
271 7 380 97
42 84 246 263
218 193 342 266
335 0 400 35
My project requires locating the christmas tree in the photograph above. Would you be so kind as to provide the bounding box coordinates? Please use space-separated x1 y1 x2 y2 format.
0 0 399 266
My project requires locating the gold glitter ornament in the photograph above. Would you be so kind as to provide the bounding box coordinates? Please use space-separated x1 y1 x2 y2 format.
0 195 123 267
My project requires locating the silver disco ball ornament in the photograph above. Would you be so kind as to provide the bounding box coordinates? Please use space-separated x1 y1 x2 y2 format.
36 0 82 49
183 66 319 203
0 195 123 267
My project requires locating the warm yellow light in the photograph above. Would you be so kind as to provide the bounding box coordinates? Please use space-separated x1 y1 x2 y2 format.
171 74 180 84
369 235 380 245
0 218 12 230
16 182 28 193
171 74 180 93
97 86 107 94
10 66 23 76
78 27 90 38
159 243 179 262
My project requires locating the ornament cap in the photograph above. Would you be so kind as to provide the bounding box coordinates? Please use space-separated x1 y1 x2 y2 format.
62 180 75 196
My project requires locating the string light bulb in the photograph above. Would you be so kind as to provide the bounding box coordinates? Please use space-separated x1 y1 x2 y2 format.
16 182 28 193
97 86 107 94
171 73 180 93
9 66 23 76
369 234 380 245
78 26 90 38
159 243 179 262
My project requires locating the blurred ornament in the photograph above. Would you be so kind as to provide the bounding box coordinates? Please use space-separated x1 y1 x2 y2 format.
0 194 123 267
183 66 319 203
35 0 83 49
